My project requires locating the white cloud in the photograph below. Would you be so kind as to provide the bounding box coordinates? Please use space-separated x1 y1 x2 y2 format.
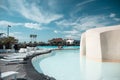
0 20 22 27
56 15 108 30
74 16 109 30
71 0 102 18
8 0 63 24
55 19 77 27
109 13 116 18
64 34 81 39
47 0 58 11
76 0 95 7
54 30 59 33
10 32 29 42
10 32 22 37
24 23 42 30
65 34 73 39
63 29 81 39
0 1 14 15
109 13 120 22
64 30 79 34
72 0 96 15
113 18 120 21
0 5 9 12
0 20 45 30
0 30 6 36
0 29 27 41
56 15 113 39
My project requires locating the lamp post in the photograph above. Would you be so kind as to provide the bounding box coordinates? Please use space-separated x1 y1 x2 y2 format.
7 25 11 37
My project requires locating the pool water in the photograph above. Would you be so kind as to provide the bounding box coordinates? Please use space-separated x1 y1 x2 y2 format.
40 50 81 80
80 56 120 80
37 46 80 49
32 46 120 80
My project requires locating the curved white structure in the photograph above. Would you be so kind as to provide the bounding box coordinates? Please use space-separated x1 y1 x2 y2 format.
80 25 120 62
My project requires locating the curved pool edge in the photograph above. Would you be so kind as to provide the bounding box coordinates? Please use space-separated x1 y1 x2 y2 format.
32 48 80 80
24 50 56 80
32 50 54 73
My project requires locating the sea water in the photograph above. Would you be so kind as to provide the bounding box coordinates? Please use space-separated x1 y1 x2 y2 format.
32 46 120 80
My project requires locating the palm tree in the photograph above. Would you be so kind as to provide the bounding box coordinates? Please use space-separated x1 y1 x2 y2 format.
30 34 37 46
0 36 18 49
30 34 33 42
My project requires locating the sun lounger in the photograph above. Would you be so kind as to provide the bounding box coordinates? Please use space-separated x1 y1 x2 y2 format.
5 56 25 59
0 58 23 62
1 71 18 80
4 54 27 59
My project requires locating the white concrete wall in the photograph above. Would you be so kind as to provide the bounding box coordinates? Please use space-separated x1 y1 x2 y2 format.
100 29 120 62
85 30 102 61
80 25 120 62
80 33 86 56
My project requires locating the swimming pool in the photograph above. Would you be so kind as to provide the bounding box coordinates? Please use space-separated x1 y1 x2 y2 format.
37 46 80 49
32 46 120 80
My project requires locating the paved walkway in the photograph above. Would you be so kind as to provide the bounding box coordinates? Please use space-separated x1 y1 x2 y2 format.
0 51 56 80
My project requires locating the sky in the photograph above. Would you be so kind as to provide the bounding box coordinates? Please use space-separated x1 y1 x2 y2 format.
0 0 120 42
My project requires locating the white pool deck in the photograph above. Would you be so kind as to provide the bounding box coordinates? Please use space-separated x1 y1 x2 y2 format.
0 47 53 80
0 47 51 62
1 71 18 80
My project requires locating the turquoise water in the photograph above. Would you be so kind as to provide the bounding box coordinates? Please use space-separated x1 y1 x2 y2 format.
37 46 80 49
80 56 120 80
32 46 120 80
40 50 81 80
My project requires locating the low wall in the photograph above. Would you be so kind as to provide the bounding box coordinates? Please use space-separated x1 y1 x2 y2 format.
80 25 120 62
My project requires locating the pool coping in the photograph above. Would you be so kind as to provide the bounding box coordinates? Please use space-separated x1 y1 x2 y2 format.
0 50 56 80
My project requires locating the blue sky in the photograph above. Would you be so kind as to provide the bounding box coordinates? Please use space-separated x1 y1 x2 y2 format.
0 0 120 42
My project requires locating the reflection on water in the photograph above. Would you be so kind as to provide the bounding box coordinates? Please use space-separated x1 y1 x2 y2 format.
80 56 120 80
32 49 120 80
